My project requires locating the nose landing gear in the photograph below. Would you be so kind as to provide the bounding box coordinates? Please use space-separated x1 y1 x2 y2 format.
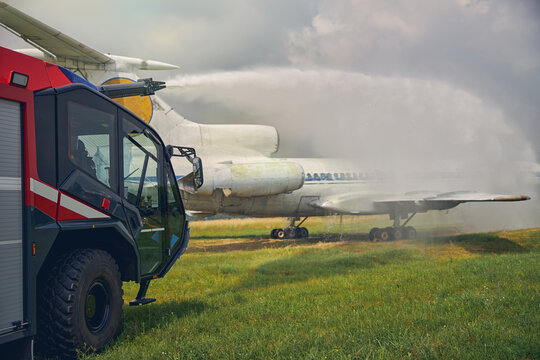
270 217 309 239
368 211 417 242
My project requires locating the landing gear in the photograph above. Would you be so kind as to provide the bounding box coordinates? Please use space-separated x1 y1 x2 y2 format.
368 212 418 242
270 217 309 239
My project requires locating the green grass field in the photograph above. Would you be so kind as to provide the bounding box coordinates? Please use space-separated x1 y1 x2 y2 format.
77 218 539 360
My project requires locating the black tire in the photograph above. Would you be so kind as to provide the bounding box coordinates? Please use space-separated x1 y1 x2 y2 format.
276 229 286 239
393 227 403 240
369 228 379 242
379 228 392 242
286 227 298 239
299 227 309 238
405 226 417 239
270 229 277 239
37 249 124 359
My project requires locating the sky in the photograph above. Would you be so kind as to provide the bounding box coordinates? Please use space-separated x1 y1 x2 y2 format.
1 0 539 163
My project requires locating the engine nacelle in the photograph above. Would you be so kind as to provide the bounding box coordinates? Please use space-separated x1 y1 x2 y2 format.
199 124 279 156
194 162 304 197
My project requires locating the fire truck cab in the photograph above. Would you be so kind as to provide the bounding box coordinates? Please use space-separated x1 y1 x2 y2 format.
0 46 194 358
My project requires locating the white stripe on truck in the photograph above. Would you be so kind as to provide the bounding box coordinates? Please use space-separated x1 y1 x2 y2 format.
59 193 110 219
30 178 58 203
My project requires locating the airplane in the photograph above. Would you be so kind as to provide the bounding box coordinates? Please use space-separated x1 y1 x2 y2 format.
0 2 533 241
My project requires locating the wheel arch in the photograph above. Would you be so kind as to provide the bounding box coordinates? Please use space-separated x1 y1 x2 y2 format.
40 221 140 283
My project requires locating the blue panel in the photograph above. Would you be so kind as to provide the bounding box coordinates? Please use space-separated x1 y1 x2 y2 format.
58 66 98 90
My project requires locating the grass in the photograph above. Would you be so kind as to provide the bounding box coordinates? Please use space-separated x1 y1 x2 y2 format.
72 218 538 359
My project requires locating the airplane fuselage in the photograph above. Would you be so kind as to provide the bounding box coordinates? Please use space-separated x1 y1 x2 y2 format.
180 158 385 218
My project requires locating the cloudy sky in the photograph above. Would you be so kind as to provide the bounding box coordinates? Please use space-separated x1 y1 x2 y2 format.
2 0 539 164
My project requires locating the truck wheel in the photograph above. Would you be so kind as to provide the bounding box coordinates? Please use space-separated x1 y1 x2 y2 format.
37 249 123 358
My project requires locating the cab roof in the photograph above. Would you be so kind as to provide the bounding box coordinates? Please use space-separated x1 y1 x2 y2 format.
0 46 96 91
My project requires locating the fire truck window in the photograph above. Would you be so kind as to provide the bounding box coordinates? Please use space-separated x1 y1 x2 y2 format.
122 118 157 157
123 133 164 275
68 101 114 187
166 167 185 252
123 135 159 206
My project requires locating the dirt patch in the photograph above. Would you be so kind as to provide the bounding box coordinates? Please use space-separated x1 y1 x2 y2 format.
185 229 476 254
186 234 370 253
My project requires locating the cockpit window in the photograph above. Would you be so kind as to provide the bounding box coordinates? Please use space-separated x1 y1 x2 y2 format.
306 173 312 180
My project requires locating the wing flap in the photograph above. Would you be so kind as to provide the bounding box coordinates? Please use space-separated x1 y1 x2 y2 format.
0 2 113 65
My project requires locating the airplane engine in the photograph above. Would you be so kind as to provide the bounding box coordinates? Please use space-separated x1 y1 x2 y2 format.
195 162 304 197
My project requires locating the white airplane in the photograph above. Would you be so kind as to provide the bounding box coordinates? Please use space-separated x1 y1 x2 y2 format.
1 2 532 241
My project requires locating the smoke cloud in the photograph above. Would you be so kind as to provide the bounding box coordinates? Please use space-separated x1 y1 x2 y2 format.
164 68 539 230
166 68 532 168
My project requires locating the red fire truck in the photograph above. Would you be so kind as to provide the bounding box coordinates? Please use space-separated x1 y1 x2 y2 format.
0 46 200 359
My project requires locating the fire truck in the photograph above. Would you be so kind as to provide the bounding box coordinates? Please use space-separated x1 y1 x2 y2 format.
0 47 201 359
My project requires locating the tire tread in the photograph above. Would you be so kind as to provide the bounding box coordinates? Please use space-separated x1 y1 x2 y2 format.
37 249 123 359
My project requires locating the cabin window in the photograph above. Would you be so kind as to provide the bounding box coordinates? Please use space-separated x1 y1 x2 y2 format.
67 100 116 188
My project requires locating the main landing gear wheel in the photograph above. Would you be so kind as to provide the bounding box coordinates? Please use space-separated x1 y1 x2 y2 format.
368 210 419 242
270 217 310 239
393 227 404 240
299 227 309 238
369 227 380 242
405 226 417 239
378 228 392 241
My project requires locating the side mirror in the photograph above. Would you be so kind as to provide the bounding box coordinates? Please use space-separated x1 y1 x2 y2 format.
192 157 203 189
166 145 203 190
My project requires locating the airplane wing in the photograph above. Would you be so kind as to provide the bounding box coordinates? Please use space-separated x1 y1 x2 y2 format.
0 2 113 68
316 190 531 215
